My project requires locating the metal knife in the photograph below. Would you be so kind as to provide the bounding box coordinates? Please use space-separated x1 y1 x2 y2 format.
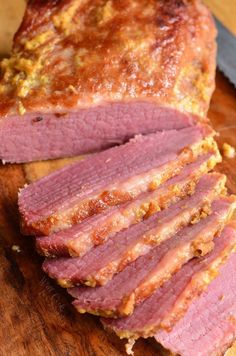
215 17 236 88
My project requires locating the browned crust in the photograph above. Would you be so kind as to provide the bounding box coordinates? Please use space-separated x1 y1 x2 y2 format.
0 0 216 117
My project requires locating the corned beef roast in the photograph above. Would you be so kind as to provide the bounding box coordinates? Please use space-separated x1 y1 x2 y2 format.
19 125 218 236
14 1 236 355
42 174 227 288
0 0 216 163
36 153 219 258
102 224 236 342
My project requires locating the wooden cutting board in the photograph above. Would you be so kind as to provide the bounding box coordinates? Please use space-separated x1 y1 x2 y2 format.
1 2 236 356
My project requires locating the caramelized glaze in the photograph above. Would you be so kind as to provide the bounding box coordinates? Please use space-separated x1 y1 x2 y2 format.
0 0 216 117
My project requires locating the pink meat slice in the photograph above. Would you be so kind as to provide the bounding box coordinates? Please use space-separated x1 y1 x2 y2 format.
18 125 216 236
36 153 216 258
102 223 236 341
68 196 231 318
0 106 197 164
42 174 226 288
155 231 236 356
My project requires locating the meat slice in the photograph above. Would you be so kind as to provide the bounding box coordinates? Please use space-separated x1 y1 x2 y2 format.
0 1 216 163
0 109 199 164
19 125 218 236
36 152 218 258
154 225 236 356
68 194 231 318
43 173 226 288
102 221 236 343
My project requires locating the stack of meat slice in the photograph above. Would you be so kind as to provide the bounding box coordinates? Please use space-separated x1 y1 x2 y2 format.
19 125 218 235
19 124 236 355
103 224 236 356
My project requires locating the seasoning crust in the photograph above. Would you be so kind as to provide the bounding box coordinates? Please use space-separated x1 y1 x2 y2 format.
0 0 216 116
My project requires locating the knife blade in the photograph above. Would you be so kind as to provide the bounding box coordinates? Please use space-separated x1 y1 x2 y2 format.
215 17 236 88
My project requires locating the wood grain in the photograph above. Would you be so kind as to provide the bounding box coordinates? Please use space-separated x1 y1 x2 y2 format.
0 2 236 356
204 0 236 35
0 1 26 58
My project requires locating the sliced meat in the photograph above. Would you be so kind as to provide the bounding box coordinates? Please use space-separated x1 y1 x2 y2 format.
155 225 236 356
102 220 236 342
43 173 226 288
36 152 218 258
19 125 218 236
68 193 231 318
0 1 216 162
0 109 198 164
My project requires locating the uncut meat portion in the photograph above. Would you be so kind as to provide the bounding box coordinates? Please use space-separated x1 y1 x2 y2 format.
155 228 236 356
42 173 226 288
103 220 236 342
36 152 218 258
0 0 216 162
19 125 218 236
68 193 230 318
